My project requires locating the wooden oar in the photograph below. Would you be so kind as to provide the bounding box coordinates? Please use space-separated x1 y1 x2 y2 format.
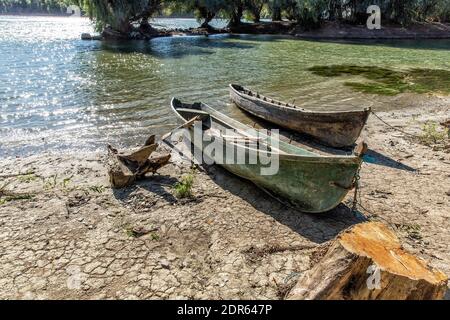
161 116 202 142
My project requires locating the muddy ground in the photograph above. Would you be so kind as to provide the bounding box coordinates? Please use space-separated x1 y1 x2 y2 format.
0 97 449 300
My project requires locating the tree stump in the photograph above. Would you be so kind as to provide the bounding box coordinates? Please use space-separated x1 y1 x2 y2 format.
107 135 171 189
287 222 448 300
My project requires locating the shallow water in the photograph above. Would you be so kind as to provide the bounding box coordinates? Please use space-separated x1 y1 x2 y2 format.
1 16 450 157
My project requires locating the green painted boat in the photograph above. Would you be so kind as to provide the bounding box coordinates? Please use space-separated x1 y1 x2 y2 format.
170 98 363 214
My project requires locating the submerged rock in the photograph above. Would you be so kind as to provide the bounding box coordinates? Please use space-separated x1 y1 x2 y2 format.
81 33 102 41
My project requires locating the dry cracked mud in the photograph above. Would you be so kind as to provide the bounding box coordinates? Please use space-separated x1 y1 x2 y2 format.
0 98 449 300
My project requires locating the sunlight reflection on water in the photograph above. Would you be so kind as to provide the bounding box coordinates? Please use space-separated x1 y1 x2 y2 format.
1 16 450 157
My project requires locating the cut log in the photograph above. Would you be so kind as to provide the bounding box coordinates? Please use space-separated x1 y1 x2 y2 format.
287 222 448 300
107 135 171 189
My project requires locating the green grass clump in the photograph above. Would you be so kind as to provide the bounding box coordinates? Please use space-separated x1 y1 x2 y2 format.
174 174 195 199
309 65 450 96
17 173 38 183
88 185 105 194
0 193 34 205
0 181 33 205
420 122 449 146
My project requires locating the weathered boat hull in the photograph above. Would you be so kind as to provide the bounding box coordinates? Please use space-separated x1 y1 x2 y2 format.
171 98 362 214
229 84 371 148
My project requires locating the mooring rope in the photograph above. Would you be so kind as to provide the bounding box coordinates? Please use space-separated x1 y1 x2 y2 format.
370 110 421 139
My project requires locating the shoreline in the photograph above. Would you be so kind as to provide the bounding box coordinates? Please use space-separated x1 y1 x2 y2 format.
99 21 450 41
2 15 449 40
1 100 448 299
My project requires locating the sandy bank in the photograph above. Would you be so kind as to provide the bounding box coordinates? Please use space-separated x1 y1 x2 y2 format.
0 99 449 299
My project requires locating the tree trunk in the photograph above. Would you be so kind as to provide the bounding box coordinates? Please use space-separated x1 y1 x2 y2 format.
139 19 159 37
118 19 133 35
252 6 262 23
272 8 282 21
200 12 216 29
253 12 261 23
198 7 216 29
287 222 448 300
227 1 244 27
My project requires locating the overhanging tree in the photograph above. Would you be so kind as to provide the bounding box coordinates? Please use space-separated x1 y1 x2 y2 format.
85 0 162 35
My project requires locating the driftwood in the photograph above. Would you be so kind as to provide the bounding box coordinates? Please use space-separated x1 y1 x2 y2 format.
107 135 171 189
287 222 448 300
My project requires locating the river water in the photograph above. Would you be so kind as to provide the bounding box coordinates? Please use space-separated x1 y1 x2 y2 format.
1 15 450 157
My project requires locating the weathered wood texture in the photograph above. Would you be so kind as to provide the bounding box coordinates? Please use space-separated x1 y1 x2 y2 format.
107 135 171 189
171 98 362 213
287 222 448 300
229 84 371 148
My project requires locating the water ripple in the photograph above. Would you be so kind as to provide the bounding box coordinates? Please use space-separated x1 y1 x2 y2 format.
2 16 450 157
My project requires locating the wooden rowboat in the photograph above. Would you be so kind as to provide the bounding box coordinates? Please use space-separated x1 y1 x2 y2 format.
229 84 371 148
170 98 364 214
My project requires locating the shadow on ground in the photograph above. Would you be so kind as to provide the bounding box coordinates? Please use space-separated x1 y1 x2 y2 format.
112 174 179 204
204 164 368 244
364 149 417 172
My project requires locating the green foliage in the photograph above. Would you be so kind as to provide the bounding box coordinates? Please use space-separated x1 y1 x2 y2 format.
309 65 450 96
294 0 327 29
0 193 34 205
85 0 164 33
420 122 449 145
17 172 38 183
245 0 265 22
87 185 105 194
173 173 195 199
0 179 34 205
3 0 450 31
0 0 84 14
170 0 222 26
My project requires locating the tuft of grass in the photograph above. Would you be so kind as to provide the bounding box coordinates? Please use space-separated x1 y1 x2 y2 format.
43 175 58 190
395 223 423 241
88 185 105 194
419 122 449 146
125 226 159 240
0 181 34 205
150 232 160 241
125 227 139 238
43 174 75 192
0 193 34 205
309 65 450 96
61 176 73 189
17 173 38 183
173 173 195 199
